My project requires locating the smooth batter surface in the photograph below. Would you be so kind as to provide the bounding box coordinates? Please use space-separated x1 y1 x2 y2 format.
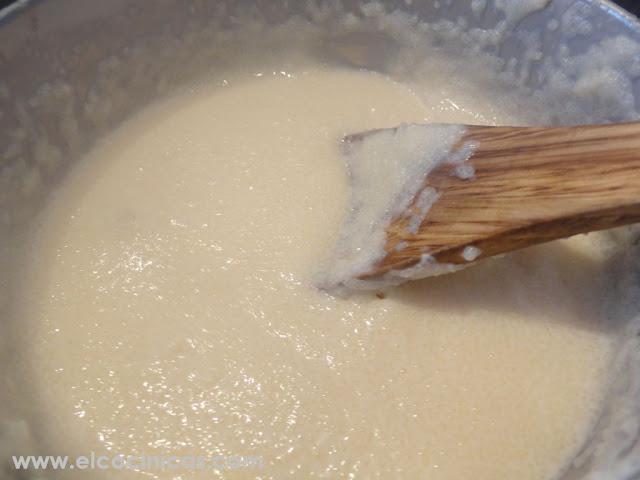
22 67 614 479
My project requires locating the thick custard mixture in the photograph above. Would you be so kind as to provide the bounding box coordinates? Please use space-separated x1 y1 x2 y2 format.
17 64 616 480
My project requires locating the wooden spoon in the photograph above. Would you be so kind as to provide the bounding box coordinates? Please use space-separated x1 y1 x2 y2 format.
348 121 640 280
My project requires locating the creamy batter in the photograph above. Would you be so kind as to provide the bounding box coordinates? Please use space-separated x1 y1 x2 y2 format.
19 64 616 480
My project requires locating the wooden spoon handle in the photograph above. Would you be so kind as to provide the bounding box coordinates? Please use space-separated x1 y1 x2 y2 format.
369 121 640 277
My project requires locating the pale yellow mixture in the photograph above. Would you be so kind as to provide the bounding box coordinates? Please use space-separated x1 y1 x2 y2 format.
22 67 614 479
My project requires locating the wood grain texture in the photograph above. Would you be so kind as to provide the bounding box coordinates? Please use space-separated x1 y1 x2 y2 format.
363 122 640 279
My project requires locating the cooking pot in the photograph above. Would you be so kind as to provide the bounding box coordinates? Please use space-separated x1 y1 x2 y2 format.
0 1 639 479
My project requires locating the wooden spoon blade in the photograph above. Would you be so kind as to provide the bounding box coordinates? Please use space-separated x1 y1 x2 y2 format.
353 122 640 281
